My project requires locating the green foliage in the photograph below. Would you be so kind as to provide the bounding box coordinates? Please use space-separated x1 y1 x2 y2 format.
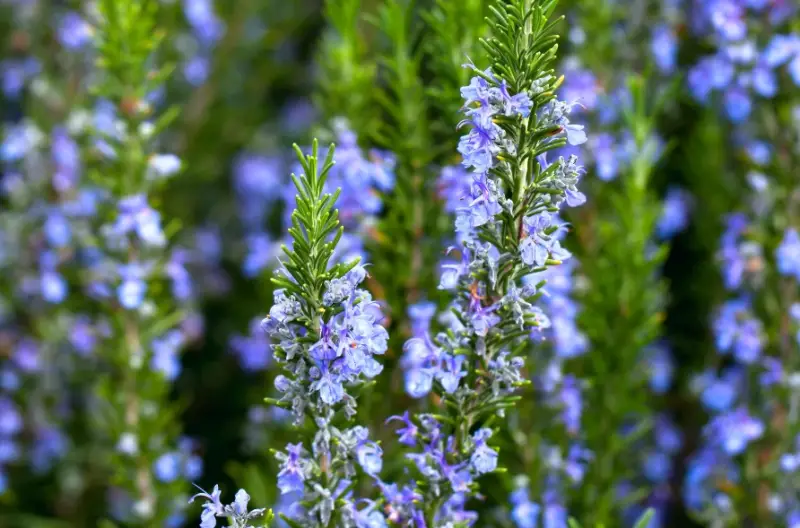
272 141 360 325
94 0 168 99
567 508 655 528
317 0 378 139
423 0 488 144
570 75 671 525
482 0 562 94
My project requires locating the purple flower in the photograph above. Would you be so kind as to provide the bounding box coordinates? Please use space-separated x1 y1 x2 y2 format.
387 411 419 446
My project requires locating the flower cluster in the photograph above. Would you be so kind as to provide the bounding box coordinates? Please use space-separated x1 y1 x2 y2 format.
682 1 800 525
190 485 270 528
382 416 500 525
688 0 798 122
391 1 591 523
0 119 91 490
179 0 225 86
254 142 388 526
264 264 387 418
685 216 798 525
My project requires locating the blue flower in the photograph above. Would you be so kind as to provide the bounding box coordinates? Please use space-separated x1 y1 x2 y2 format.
41 270 68 304
437 354 467 394
154 452 182 483
723 87 752 123
276 443 308 495
777 228 800 279
151 330 185 380
0 397 22 436
468 300 500 337
714 299 763 363
511 487 541 528
763 34 800 67
751 66 777 97
356 441 383 476
57 12 93 50
230 318 271 371
439 248 470 290
148 154 182 179
542 494 568 528
708 0 747 41
651 24 678 73
460 75 494 106
112 195 166 247
705 407 764 455
657 187 692 239
470 428 498 474
521 213 556 267
408 301 437 336
645 344 674 394
698 368 741 412
117 262 151 309
405 368 435 399
387 411 419 446
643 451 672 483
458 125 500 173
183 0 225 45
499 81 533 116
312 366 344 405
44 212 72 248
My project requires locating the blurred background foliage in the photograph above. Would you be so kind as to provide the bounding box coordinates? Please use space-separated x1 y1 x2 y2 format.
1 0 796 526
